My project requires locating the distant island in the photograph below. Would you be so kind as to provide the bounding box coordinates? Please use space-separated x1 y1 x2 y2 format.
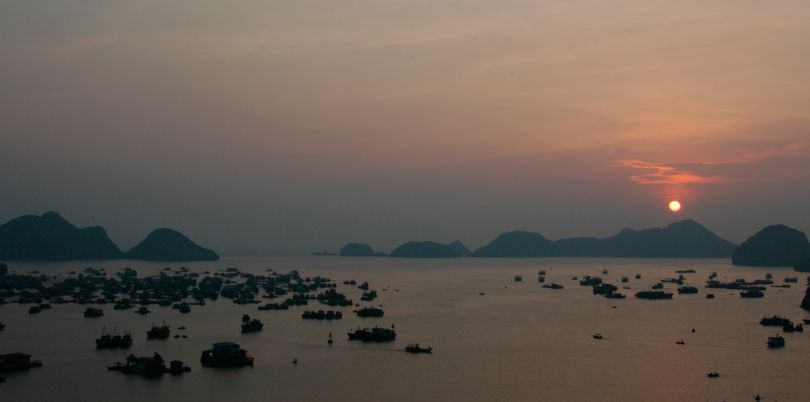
472 219 736 258
732 225 810 267
339 243 386 257
447 240 472 256
126 228 219 262
0 212 218 262
0 211 124 261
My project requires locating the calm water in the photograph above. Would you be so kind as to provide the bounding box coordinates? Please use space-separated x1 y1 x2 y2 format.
1 257 808 402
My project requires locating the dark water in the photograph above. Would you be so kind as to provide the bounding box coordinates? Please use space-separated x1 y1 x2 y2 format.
1 257 808 401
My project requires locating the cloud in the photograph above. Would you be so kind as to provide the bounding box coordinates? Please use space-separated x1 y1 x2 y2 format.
617 160 724 185
617 141 810 185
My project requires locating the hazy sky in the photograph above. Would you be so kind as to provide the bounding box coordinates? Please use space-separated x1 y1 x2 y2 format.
2 1 809 255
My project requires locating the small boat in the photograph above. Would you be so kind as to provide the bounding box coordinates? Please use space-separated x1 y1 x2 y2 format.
147 323 171 340
135 306 150 315
0 353 43 372
740 290 765 298
767 335 785 348
405 344 433 354
354 307 384 318
706 293 715 299
96 330 133 349
707 371 720 378
28 306 42 314
514 275 523 282
200 342 254 367
593 333 603 340
0 322 5 331
241 315 264 333
347 327 396 342
328 333 333 345
542 283 564 290
83 308 103 318
676 339 685 345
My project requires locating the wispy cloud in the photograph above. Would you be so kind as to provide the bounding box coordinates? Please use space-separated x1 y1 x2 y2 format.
618 141 810 185
617 160 724 185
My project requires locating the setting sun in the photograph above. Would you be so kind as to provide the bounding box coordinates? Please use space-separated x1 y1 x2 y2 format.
669 200 682 212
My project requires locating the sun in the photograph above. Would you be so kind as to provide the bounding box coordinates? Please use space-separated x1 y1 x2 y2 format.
668 200 682 212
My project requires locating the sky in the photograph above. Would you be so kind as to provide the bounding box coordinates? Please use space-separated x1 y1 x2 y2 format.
1 1 809 255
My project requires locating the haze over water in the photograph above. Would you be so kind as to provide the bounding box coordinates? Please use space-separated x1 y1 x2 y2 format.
2 257 809 402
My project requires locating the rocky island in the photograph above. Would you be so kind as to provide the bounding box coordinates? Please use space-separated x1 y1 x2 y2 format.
732 225 810 267
0 211 124 260
126 228 219 261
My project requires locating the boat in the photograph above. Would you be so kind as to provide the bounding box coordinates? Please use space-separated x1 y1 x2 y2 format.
538 276 546 283
635 274 641 279
96 330 133 349
677 286 699 294
621 276 628 283
635 291 673 300
651 283 664 290
405 344 433 354
676 269 696 274
354 307 384 317
328 333 333 345
740 290 765 298
302 310 343 320
676 339 685 345
83 308 103 318
605 292 626 299
579 276 602 286
257 303 289 311
542 283 564 289
28 306 41 314
108 353 190 377
706 293 715 299
0 353 43 372
593 333 603 339
200 342 254 367
347 327 396 342
0 322 4 331
147 324 171 340
241 315 264 333
135 306 150 315
707 371 720 378
178 303 191 313
760 315 791 327
803 319 810 325
514 275 523 282
767 335 785 348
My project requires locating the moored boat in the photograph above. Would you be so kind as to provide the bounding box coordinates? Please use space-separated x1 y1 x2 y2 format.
767 335 785 348
200 342 254 367
347 327 396 342
405 344 432 354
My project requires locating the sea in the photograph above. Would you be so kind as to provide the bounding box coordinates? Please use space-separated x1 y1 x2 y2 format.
1 257 808 402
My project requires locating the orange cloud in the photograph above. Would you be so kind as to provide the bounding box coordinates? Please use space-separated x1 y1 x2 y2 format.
617 160 725 185
617 141 809 185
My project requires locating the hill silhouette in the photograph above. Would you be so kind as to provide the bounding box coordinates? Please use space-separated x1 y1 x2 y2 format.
390 241 461 258
732 225 810 267
447 240 472 256
473 219 736 258
126 228 219 261
0 211 124 260
339 242 383 256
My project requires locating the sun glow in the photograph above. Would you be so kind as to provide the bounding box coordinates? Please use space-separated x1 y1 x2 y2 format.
669 200 682 212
